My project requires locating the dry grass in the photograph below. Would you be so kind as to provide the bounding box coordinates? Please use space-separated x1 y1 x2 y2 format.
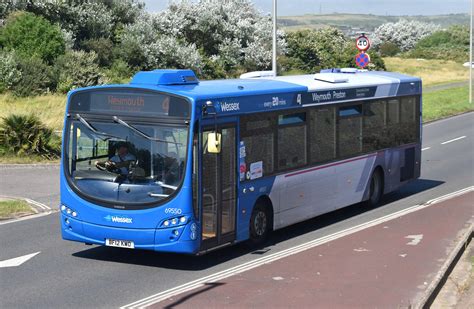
0 93 66 131
384 57 469 87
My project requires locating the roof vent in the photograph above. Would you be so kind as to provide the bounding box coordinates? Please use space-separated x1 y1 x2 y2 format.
131 69 199 86
314 73 348 83
240 70 275 79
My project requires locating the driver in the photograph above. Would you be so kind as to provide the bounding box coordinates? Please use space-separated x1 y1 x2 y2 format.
95 143 136 175
109 143 136 175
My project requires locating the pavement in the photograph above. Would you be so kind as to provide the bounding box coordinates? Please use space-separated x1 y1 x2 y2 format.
0 112 473 308
149 191 473 309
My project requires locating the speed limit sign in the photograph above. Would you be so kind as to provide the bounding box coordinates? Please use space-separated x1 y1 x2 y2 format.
356 35 370 52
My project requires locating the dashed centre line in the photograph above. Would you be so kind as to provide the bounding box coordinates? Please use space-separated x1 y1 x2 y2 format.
422 147 431 151
441 136 466 145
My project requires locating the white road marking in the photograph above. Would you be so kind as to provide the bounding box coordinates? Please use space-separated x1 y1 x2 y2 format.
0 211 53 226
405 234 424 246
421 147 431 151
24 198 51 210
121 186 474 309
0 252 40 268
441 136 466 145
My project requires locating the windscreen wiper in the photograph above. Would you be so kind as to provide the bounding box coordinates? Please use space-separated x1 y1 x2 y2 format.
113 116 181 145
76 114 122 140
155 181 177 191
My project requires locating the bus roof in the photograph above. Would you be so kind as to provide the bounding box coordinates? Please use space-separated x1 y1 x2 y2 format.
129 70 421 100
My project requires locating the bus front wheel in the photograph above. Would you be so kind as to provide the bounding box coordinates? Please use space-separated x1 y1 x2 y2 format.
249 203 271 245
366 168 383 207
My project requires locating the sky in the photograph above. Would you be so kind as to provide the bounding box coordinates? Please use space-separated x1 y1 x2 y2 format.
144 0 471 16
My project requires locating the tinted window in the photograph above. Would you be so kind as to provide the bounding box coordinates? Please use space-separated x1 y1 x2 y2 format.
278 125 307 169
338 104 362 157
241 114 276 178
363 100 387 151
310 107 336 163
400 96 418 144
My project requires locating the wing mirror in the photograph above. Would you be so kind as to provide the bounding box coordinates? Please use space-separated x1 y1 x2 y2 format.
207 132 221 153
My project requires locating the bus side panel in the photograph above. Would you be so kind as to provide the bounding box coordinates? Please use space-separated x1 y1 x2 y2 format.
334 155 377 209
272 164 337 230
237 177 277 242
380 144 421 196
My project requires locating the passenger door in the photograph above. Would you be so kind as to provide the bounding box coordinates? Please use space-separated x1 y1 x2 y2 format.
200 125 237 250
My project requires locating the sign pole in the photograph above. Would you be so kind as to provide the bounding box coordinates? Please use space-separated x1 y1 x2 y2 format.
470 0 473 103
272 0 277 77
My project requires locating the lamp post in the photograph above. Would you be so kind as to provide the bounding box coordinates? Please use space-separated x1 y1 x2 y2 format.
470 0 472 103
272 0 277 77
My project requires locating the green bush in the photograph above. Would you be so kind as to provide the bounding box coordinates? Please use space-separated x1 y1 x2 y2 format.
0 50 22 93
0 11 65 64
0 114 60 159
404 25 469 63
284 28 386 73
379 42 401 57
11 56 57 97
80 37 114 67
56 50 103 93
102 59 134 84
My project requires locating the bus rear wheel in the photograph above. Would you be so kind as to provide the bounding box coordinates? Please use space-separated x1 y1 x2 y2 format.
249 203 270 245
366 169 383 207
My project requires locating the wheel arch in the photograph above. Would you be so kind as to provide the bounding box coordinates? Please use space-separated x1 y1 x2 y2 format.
254 195 274 231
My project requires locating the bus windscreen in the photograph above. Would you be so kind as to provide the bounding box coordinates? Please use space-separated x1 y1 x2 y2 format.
68 89 190 118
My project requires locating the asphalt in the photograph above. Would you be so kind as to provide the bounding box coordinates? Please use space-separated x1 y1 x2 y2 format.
0 112 473 308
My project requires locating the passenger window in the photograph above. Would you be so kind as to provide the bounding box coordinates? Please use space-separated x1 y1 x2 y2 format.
278 125 307 170
310 107 336 163
363 100 387 151
241 114 275 179
400 96 418 144
338 104 362 158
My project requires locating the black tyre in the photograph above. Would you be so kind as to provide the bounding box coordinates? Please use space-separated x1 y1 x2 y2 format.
366 169 383 207
249 203 271 245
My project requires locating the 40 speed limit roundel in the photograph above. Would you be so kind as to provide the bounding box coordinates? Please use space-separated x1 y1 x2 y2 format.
356 35 370 52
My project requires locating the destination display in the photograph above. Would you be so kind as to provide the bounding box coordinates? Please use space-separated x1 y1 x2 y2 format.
302 86 377 105
69 89 190 118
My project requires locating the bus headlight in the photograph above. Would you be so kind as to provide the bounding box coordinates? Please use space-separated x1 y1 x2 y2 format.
61 205 78 218
160 216 189 228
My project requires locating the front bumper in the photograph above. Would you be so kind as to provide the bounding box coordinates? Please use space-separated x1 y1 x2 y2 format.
61 214 200 254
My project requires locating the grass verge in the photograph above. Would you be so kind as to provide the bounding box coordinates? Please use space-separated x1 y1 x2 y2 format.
384 57 469 87
422 86 473 122
0 93 66 131
0 199 34 219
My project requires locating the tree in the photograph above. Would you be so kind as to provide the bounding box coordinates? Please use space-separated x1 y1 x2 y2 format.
372 19 440 52
1 1 144 48
157 0 286 73
0 11 65 64
56 51 104 93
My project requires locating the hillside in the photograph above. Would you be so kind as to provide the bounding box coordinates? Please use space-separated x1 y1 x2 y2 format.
279 13 469 34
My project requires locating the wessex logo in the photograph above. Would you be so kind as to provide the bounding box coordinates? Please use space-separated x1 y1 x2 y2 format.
104 215 133 224
220 102 240 112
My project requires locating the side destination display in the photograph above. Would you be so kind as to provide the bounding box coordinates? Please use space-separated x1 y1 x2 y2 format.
302 86 377 105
